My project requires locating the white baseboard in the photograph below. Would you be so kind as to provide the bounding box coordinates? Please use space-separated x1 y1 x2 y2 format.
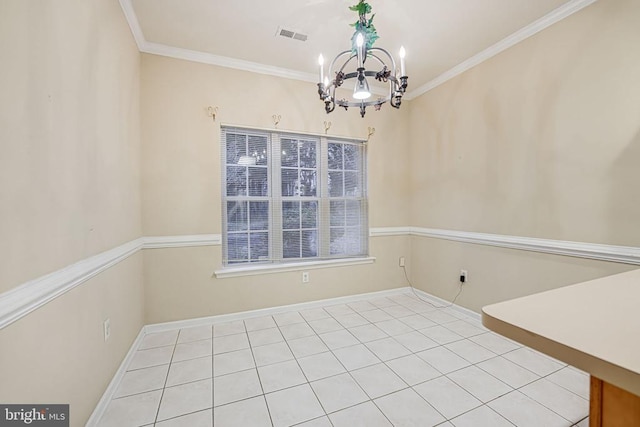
85 327 146 427
409 287 481 322
142 286 483 334
145 287 410 333
88 286 480 424
143 286 482 334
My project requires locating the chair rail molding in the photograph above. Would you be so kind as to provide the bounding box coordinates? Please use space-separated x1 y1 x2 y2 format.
0 235 223 329
0 238 144 330
143 234 221 249
2 227 638 330
409 227 640 266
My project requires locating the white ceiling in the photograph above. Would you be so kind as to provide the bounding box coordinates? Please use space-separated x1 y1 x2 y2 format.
123 0 595 98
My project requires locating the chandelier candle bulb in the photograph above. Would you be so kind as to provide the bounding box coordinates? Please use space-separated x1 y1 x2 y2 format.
356 32 365 68
318 54 324 83
399 46 406 76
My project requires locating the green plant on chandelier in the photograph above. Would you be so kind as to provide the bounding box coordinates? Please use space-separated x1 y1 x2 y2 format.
349 0 379 54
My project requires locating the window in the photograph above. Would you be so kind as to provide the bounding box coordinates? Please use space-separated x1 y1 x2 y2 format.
221 126 368 266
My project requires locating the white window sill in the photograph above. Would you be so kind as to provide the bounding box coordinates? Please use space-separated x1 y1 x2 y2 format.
213 257 376 279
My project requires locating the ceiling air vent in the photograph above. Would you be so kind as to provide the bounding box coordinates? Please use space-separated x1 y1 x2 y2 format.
277 26 307 42
293 33 308 42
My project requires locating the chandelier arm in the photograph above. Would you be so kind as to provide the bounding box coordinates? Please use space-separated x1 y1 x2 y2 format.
372 48 408 102
367 54 387 68
366 54 399 83
369 47 397 76
368 48 402 99
366 52 391 69
328 50 354 85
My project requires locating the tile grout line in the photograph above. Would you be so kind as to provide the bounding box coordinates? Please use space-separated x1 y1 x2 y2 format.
301 303 395 425
152 331 179 425
371 295 473 424
243 318 276 427
101 293 589 426
211 298 499 422
513 368 590 425
271 311 335 426
295 297 569 423
319 302 414 425
363 301 471 424
327 308 426 422
211 324 216 426
539 368 590 399
393 298 524 425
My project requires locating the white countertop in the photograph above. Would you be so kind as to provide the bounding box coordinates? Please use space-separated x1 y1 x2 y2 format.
482 268 640 396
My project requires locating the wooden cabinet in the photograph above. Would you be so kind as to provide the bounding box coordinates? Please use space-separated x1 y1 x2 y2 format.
590 376 640 427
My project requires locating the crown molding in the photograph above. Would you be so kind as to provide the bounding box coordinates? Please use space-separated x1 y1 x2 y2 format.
120 0 597 102
404 0 597 100
118 0 146 50
140 42 390 97
141 41 319 83
119 0 365 90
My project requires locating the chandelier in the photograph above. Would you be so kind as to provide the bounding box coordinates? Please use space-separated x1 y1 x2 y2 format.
317 0 408 117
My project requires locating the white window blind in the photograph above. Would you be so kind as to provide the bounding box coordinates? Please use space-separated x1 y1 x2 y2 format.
221 126 368 266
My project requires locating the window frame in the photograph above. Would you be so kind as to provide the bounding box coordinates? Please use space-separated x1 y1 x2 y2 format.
220 125 369 269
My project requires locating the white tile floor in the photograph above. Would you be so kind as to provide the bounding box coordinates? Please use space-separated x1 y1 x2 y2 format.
96 293 590 427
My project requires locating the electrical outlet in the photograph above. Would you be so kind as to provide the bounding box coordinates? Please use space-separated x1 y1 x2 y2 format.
460 269 468 284
399 256 405 267
103 318 111 342
302 271 309 283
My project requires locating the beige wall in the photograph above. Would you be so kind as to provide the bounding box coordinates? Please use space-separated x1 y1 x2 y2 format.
408 0 640 309
410 237 634 313
0 255 144 426
144 237 409 324
0 1 143 426
140 54 412 323
0 1 142 291
140 54 411 235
